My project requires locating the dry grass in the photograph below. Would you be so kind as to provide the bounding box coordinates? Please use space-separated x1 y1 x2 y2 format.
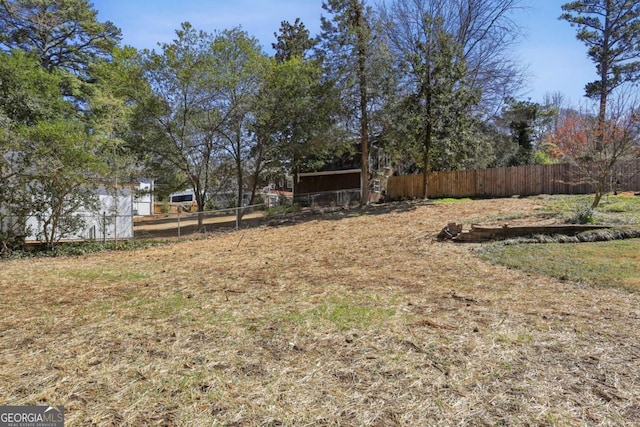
1 198 639 426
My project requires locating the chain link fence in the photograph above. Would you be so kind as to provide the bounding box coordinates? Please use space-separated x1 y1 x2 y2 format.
133 204 267 239
1 212 134 244
2 190 365 245
292 189 361 209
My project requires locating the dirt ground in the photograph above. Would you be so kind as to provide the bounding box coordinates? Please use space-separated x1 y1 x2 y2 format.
0 198 638 426
133 210 265 239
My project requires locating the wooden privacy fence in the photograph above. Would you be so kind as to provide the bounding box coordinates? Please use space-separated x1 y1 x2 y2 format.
386 162 640 200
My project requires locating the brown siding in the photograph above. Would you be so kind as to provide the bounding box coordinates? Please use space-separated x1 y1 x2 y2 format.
295 171 361 195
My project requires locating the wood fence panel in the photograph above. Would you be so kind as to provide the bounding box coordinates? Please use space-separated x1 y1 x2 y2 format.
477 169 489 197
428 172 443 198
497 167 508 197
459 169 476 198
387 160 640 201
526 165 541 195
446 171 456 198
480 168 493 197
486 168 507 198
514 166 524 195
541 164 556 194
476 169 491 197
557 164 572 194
506 166 518 196
512 166 523 195
622 160 640 189
483 168 497 197
387 174 424 200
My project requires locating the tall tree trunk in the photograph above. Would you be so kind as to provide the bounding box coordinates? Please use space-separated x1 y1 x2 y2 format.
48 196 63 249
598 84 608 147
422 88 432 199
597 65 609 153
194 183 204 229
235 137 244 228
592 173 608 209
360 71 369 205
596 6 612 152
422 123 431 200
356 2 369 206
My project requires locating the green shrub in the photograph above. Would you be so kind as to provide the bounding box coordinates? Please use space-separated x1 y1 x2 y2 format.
265 202 301 217
0 232 25 256
532 150 554 165
571 200 594 224
1 239 167 259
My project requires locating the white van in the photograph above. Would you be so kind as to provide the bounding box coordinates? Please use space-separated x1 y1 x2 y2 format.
168 190 199 211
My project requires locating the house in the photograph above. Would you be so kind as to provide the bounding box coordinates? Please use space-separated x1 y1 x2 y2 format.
292 144 392 205
262 175 294 208
296 169 362 195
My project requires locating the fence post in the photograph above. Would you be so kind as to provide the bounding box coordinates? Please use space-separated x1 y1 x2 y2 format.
177 207 181 238
102 212 106 244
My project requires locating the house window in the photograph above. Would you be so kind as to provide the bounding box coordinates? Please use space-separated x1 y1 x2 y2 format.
170 194 193 203
373 179 381 193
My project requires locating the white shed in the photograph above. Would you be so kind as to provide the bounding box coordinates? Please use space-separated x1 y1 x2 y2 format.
22 187 134 242
133 179 154 216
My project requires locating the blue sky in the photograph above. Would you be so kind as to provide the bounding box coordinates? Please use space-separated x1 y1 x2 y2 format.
91 0 597 106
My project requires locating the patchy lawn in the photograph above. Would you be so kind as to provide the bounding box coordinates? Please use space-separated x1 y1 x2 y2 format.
480 239 640 292
1 197 639 426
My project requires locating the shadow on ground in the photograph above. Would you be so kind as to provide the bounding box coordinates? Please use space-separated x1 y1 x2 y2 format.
134 200 429 239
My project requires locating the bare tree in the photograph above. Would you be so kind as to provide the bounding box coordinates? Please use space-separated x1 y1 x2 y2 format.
382 0 526 112
541 91 566 139
549 88 640 208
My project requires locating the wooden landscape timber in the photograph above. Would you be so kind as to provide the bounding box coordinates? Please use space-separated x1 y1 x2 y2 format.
439 222 613 242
